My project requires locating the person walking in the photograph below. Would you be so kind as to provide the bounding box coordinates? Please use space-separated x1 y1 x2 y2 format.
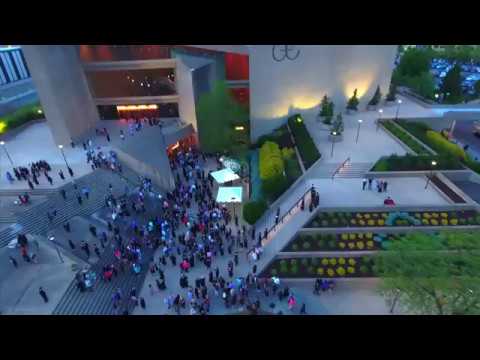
9 256 18 268
81 242 90 258
94 244 101 258
368 178 373 190
60 188 67 200
89 224 97 237
68 239 76 250
300 303 307 314
140 297 146 309
63 222 71 233
77 194 83 205
383 180 388 193
362 178 367 191
28 180 34 190
39 287 49 303
82 187 90 200
58 170 65 181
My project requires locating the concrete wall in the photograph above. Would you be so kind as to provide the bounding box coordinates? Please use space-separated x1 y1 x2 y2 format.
22 45 99 145
176 57 197 131
249 45 397 140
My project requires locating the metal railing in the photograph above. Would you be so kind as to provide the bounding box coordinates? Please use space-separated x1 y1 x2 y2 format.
331 157 351 180
261 185 317 246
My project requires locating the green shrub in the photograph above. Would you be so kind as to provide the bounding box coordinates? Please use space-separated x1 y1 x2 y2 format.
307 266 315 274
290 259 298 266
287 114 321 169
292 243 299 251
317 239 326 249
328 240 336 249
270 269 278 276
262 174 288 201
359 265 369 275
426 131 466 160
302 241 311 250
0 102 43 134
301 258 309 267
311 258 319 266
336 266 346 276
259 141 285 180
243 200 268 225
290 265 298 274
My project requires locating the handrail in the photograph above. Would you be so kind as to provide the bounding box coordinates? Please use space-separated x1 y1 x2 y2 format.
331 157 351 180
261 185 318 246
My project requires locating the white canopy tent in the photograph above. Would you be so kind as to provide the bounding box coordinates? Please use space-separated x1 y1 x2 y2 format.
210 168 240 184
216 186 243 203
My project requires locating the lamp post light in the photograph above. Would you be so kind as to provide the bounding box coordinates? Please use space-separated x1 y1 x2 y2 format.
395 99 402 120
425 160 437 189
0 141 15 167
331 131 337 157
58 145 74 177
355 119 363 144
434 93 439 103
48 235 64 264
377 109 383 132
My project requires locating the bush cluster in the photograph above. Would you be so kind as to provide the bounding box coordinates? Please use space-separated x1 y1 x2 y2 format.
288 114 321 169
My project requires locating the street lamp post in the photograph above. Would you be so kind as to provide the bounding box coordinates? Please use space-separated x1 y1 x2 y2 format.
377 109 383 132
434 93 439 103
0 141 15 167
48 235 64 264
425 160 437 189
355 119 363 143
58 145 73 177
330 131 337 157
395 99 402 120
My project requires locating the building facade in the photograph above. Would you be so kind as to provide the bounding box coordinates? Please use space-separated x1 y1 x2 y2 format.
22 45 396 189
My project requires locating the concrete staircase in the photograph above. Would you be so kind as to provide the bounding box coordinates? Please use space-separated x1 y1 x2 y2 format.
52 244 155 315
309 162 374 179
0 169 129 248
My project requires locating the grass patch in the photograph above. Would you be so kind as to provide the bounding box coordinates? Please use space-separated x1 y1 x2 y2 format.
381 120 431 155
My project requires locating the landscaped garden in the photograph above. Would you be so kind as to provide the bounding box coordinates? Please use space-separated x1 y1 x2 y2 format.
380 120 431 155
261 256 375 278
243 125 303 225
371 154 463 172
306 210 480 228
0 102 43 135
394 119 480 175
283 232 404 252
287 114 321 169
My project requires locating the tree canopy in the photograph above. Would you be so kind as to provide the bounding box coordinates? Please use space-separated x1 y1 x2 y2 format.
374 231 480 315
397 48 432 77
441 64 464 103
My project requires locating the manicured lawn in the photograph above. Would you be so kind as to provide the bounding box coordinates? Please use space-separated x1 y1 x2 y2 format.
381 120 431 155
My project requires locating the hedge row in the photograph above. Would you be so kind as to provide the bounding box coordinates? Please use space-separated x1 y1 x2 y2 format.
288 114 321 169
372 154 463 172
0 102 43 134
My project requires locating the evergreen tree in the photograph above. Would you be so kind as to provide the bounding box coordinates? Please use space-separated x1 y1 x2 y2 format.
386 83 397 101
441 64 463 104
332 113 344 134
346 89 359 111
319 95 330 117
368 85 382 106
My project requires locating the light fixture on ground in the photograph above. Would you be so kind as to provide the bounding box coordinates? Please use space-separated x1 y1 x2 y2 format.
377 109 383 132
434 93 439 102
425 160 437 189
395 99 403 120
0 141 15 167
355 119 363 143
331 131 337 157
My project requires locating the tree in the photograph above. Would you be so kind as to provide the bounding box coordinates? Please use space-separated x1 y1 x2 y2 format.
441 63 464 103
403 71 436 100
386 83 397 101
331 113 344 134
319 95 330 117
346 89 359 111
368 85 382 106
374 231 480 315
474 80 480 97
397 47 432 77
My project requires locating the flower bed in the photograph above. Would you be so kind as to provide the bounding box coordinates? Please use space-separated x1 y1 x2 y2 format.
261 256 375 278
307 210 480 228
283 233 404 252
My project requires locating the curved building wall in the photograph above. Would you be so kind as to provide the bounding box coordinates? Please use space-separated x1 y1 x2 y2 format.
249 45 397 140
